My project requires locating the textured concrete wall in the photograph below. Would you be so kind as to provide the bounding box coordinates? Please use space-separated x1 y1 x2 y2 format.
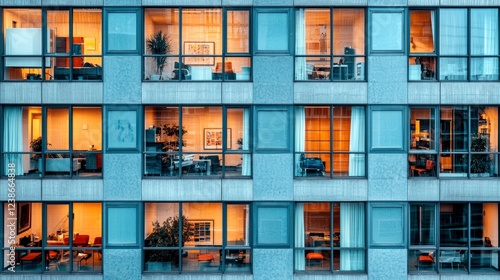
42 179 103 201
368 153 408 201
222 179 253 201
104 154 142 200
294 82 368 104
0 83 41 104
440 180 500 201
42 0 103 5
253 154 294 201
104 249 141 280
253 56 294 105
42 83 103 104
142 82 222 104
0 179 41 201
368 0 407 5
369 249 407 280
294 0 367 5
407 82 440 104
253 249 293 280
142 179 222 201
294 179 368 201
222 82 253 104
142 0 221 6
1 0 41 5
104 56 142 104
368 56 408 104
441 83 500 104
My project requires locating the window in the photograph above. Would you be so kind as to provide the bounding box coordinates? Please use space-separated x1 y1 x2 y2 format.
143 106 251 178
106 9 140 53
294 202 365 272
2 202 102 273
256 10 290 52
295 8 365 81
370 9 404 53
143 8 251 81
371 108 405 151
409 202 500 274
295 106 366 177
408 106 499 178
143 202 251 272
2 106 103 178
410 8 499 81
409 9 436 81
2 8 103 81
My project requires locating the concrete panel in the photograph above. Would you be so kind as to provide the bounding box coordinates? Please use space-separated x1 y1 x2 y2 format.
408 179 439 201
104 154 142 200
254 0 292 6
222 179 253 201
142 0 221 5
440 179 500 201
104 56 142 104
42 0 102 5
368 249 407 280
368 154 408 201
368 56 408 104
42 83 103 104
253 56 294 105
142 82 222 104
142 179 222 201
408 0 440 5
440 0 500 6
0 275 40 280
295 275 367 280
408 275 440 280
441 83 500 105
294 82 368 104
42 179 103 201
294 179 368 201
38 276 102 280
368 0 407 5
407 82 440 104
103 0 140 5
143 275 229 280
222 82 253 104
439 276 500 280
0 179 41 201
253 154 293 201
253 249 293 280
1 83 41 104
223 0 253 6
294 0 367 5
104 249 141 280
1 0 40 5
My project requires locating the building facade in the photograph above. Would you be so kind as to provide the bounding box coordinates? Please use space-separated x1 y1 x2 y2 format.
1 0 500 279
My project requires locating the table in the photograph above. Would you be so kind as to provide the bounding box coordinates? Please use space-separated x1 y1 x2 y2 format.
439 251 461 270
21 252 41 269
226 255 245 266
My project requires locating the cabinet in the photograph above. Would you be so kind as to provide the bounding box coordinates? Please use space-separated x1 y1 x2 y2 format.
86 153 102 170
55 37 84 67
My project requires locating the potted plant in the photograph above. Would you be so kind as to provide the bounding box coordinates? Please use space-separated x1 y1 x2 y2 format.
470 133 491 176
146 30 171 80
237 138 243 150
161 123 187 151
29 137 51 172
145 215 192 271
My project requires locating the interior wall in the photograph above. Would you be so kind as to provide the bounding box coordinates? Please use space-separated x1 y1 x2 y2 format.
72 107 102 151
483 203 498 247
227 205 247 242
73 203 102 243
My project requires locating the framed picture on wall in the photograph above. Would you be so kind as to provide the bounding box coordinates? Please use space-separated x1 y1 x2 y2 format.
106 107 140 151
184 42 215 65
188 220 214 245
17 202 31 234
204 128 231 150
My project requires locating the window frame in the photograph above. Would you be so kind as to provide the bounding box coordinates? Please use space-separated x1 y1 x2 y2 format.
369 202 406 248
254 8 293 55
369 8 406 54
253 202 292 248
104 8 142 55
369 106 407 152
105 202 142 248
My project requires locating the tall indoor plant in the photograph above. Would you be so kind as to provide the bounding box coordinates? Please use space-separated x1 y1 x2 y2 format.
146 30 171 80
145 215 192 271
470 133 491 175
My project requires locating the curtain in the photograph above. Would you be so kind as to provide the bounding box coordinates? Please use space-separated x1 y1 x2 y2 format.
440 9 467 55
3 107 24 175
430 10 435 51
244 205 250 246
295 107 305 176
340 202 365 271
348 107 365 176
295 9 307 80
471 9 499 79
242 108 251 176
294 203 305 270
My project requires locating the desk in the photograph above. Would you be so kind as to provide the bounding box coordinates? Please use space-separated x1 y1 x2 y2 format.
440 251 461 270
226 255 245 266
21 252 41 269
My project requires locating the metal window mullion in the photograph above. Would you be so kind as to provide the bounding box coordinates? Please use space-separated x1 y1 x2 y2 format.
330 106 334 177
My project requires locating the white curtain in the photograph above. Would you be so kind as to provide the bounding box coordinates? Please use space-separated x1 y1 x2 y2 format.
244 205 250 246
295 9 307 80
440 9 468 55
294 203 305 270
430 10 435 50
295 107 305 176
340 202 365 271
348 107 365 176
242 108 251 176
471 9 499 78
3 107 24 175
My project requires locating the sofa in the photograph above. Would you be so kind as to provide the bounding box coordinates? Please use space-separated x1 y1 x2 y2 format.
45 158 81 173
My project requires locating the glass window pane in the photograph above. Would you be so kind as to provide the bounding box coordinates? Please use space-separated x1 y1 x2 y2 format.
257 12 288 51
257 207 288 245
299 9 330 55
440 9 467 55
72 107 102 151
74 9 102 55
3 9 44 80
182 9 222 56
227 204 250 246
410 108 436 151
108 207 137 245
410 204 435 246
470 203 498 271
470 58 499 80
440 203 468 247
46 204 69 243
371 12 403 51
227 10 249 53
47 108 69 150
108 12 137 51
409 154 437 177
439 57 467 80
371 206 403 246
471 9 498 56
371 110 403 149
334 9 365 55
409 57 436 80
440 106 468 153
409 10 435 53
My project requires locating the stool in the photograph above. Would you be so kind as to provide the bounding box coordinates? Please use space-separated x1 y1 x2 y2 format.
306 252 324 266
21 252 42 269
